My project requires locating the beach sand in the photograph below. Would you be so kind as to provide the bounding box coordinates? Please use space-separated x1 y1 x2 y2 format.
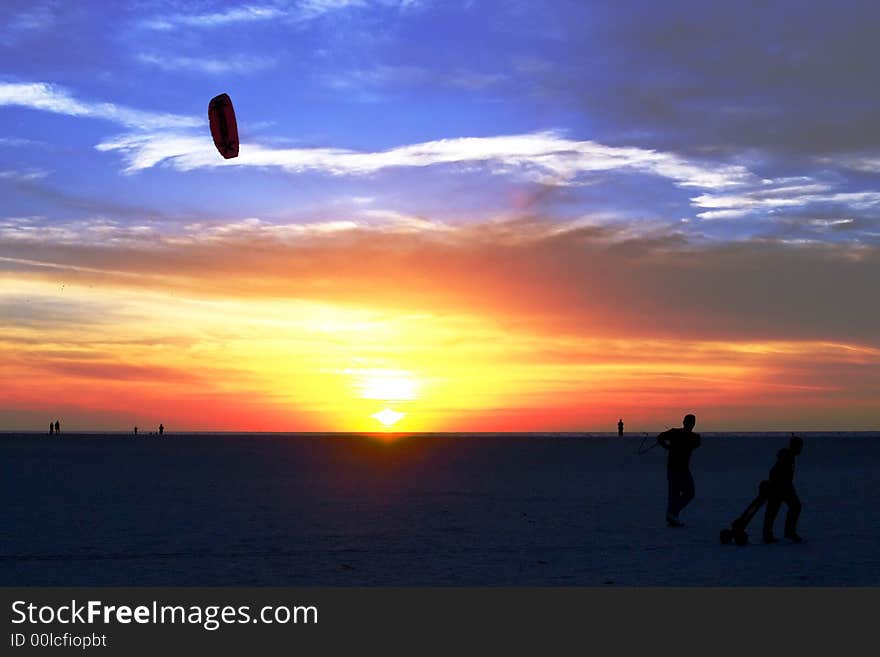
2 432 878 585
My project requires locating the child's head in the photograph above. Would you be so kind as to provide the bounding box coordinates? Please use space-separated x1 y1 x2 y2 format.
789 435 803 455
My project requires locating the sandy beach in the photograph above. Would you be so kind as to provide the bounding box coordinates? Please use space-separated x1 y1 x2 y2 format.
2 432 878 586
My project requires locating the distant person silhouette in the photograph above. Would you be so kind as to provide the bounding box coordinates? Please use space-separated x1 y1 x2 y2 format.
54 420 60 434
159 423 164 436
657 414 701 527
134 426 138 436
763 435 804 543
49 422 54 435
618 418 624 437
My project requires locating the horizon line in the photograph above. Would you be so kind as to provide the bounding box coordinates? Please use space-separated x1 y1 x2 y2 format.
2 430 878 436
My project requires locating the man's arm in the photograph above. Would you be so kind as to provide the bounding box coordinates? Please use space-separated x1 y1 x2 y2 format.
657 429 671 450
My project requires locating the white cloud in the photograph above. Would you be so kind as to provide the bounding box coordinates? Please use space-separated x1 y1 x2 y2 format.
819 155 880 175
809 218 855 228
359 209 451 232
177 217 361 242
0 82 202 131
693 180 880 219
95 133 209 173
0 136 45 147
693 209 752 220
139 1 426 31
0 216 162 247
296 0 368 21
96 129 759 191
142 5 286 30
0 168 49 181
136 53 278 75
0 214 445 248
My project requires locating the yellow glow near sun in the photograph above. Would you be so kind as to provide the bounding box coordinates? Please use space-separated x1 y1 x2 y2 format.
354 369 419 401
372 408 405 427
354 370 417 429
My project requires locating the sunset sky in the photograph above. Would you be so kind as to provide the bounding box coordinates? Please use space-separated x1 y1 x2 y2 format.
2 0 879 432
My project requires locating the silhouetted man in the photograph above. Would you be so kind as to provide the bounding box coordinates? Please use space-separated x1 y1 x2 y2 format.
49 422 54 435
54 420 60 434
618 418 624 437
134 426 138 436
763 435 804 543
657 414 701 527
159 423 164 436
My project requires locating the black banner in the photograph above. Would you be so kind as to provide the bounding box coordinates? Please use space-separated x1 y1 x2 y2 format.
1 587 875 655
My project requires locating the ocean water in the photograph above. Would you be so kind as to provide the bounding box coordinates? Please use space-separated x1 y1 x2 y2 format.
2 432 878 585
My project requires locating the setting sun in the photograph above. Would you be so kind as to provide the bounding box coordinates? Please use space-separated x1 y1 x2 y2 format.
372 408 405 427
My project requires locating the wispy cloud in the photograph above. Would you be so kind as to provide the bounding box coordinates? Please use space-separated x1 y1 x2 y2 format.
0 213 443 249
136 52 278 75
296 0 368 21
825 155 880 175
0 168 49 181
141 5 286 31
0 82 202 130
0 2 56 45
0 136 46 147
322 65 429 91
0 216 162 247
322 65 506 94
291 0 423 23
693 177 880 220
96 129 758 190
139 1 426 32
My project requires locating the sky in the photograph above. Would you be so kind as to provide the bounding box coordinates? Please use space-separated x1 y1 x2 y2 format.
1 0 879 432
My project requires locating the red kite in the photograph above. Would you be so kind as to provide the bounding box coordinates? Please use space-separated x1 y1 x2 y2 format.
208 93 239 159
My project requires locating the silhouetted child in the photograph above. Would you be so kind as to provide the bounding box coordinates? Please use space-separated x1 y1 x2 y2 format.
763 435 804 543
657 413 701 527
720 435 804 545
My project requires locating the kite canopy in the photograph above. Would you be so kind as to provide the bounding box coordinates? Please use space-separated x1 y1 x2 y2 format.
208 93 239 159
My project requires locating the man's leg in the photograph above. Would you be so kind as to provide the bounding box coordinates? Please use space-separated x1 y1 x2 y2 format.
666 470 687 526
678 469 695 513
667 471 679 518
763 494 782 542
784 487 802 540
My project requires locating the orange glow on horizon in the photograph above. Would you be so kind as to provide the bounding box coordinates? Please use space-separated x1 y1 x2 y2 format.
2 276 879 432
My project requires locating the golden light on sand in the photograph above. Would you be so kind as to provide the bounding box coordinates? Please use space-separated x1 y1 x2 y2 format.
372 408 405 427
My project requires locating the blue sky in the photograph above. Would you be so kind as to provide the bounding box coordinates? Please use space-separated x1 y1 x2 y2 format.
2 0 879 245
